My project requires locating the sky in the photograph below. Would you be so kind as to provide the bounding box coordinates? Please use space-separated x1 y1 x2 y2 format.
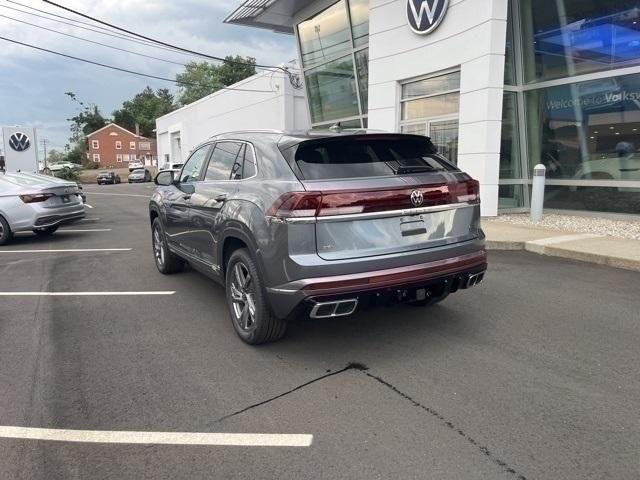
0 0 296 157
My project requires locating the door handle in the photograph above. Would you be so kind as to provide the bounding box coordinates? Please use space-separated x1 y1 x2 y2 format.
215 194 227 202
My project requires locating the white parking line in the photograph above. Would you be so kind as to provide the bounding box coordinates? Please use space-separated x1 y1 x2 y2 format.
0 426 313 447
0 248 131 253
57 229 112 233
84 204 94 209
0 291 175 296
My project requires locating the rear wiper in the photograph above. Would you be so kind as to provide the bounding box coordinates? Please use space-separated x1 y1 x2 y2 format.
395 165 438 174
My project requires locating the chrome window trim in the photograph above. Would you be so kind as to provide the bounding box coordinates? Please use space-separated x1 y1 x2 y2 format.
266 201 477 224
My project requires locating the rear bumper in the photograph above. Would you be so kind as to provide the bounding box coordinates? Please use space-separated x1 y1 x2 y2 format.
266 249 487 319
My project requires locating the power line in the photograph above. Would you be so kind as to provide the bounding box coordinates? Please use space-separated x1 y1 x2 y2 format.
0 13 187 66
0 35 275 93
0 4 191 56
0 3 286 75
42 0 283 71
41 0 303 88
7 0 153 42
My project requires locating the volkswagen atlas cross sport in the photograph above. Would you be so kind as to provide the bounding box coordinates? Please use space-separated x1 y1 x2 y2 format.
149 130 486 344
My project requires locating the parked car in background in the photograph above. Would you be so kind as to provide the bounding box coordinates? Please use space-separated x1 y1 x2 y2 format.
96 171 121 185
128 168 151 183
48 162 79 173
149 130 486 345
0 172 85 245
128 161 144 172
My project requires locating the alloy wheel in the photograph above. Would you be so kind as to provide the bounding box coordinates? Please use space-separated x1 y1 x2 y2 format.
230 262 257 332
153 226 165 268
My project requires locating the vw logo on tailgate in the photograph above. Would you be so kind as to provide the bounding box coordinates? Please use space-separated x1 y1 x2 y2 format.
9 132 31 152
410 190 424 207
407 0 449 35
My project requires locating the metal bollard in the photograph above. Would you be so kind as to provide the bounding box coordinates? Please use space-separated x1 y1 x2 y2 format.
530 164 546 223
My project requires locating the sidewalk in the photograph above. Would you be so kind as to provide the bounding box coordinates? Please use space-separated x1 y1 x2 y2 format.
483 219 640 273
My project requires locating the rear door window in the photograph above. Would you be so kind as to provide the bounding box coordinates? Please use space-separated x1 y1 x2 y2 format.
205 141 243 181
282 135 457 180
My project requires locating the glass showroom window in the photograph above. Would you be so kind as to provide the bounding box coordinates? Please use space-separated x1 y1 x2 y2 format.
526 73 640 214
400 71 461 163
298 0 369 126
520 0 640 83
498 93 526 209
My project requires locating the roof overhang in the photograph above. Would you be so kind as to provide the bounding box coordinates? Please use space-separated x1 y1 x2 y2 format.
224 0 316 34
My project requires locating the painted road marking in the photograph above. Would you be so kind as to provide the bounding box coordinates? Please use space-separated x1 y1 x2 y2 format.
57 229 112 232
0 426 313 447
0 248 131 253
84 204 94 209
0 291 175 296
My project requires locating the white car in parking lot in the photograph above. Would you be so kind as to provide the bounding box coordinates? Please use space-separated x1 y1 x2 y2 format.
0 172 85 245
128 161 144 172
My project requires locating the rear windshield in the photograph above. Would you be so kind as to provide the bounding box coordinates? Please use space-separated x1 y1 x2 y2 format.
281 135 457 180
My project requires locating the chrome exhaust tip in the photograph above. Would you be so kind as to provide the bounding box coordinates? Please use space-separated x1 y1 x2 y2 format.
310 298 358 319
465 272 485 288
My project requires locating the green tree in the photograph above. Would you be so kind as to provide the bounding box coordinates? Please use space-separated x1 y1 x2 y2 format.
175 56 256 106
112 87 175 138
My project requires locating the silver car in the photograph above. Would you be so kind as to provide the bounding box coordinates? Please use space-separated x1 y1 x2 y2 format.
150 130 486 344
128 168 152 183
0 172 85 245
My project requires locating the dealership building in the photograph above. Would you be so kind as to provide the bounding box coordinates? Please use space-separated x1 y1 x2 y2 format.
222 0 640 216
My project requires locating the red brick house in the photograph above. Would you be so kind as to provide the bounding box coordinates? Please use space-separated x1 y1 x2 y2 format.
86 123 157 168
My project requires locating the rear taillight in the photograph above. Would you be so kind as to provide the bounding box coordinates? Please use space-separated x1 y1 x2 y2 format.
19 193 55 204
268 181 478 219
266 192 322 218
450 179 480 203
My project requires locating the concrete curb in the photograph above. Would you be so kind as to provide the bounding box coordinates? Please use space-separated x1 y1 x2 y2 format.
487 240 640 273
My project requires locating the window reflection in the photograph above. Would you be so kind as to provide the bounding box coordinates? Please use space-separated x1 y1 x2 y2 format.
521 0 640 83
349 0 369 47
298 1 351 68
305 55 360 124
527 73 640 183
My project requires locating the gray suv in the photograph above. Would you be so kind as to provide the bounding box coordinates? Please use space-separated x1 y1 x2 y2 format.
149 130 486 344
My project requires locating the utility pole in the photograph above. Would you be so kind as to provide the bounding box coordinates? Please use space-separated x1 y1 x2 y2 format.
41 138 48 169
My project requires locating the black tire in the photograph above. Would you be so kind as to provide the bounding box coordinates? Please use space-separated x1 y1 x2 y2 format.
151 217 184 274
33 226 59 236
0 215 13 246
225 248 286 345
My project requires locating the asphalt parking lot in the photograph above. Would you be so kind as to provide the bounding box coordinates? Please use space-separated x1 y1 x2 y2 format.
0 183 638 480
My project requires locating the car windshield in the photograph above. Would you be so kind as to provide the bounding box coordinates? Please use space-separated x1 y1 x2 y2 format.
281 135 457 180
132 169 145 174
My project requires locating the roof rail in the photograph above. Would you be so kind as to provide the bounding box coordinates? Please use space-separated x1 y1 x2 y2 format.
211 129 284 138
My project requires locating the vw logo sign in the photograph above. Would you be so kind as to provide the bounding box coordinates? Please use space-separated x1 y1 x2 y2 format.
410 190 424 207
407 0 449 35
9 132 31 152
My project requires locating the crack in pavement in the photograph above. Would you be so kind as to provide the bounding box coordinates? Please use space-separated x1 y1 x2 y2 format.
214 362 526 479
365 372 527 480
213 363 369 423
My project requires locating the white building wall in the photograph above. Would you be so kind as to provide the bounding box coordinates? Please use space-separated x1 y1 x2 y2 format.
368 0 509 216
156 70 309 166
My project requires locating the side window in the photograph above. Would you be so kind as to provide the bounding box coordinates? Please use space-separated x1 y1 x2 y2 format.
205 141 243 181
179 145 210 183
242 144 257 179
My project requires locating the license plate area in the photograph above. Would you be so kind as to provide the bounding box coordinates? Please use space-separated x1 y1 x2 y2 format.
400 215 427 237
61 195 71 203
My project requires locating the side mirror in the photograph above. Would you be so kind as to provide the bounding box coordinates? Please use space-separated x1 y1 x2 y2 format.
155 170 174 186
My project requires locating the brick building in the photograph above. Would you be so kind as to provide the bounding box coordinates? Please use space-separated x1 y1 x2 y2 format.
86 123 157 168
